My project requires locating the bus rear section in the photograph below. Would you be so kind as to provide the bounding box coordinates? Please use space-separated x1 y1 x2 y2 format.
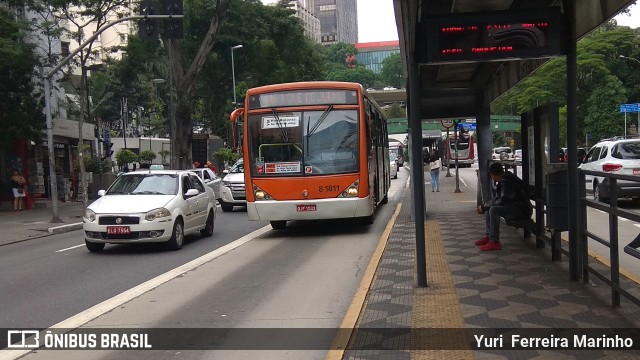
445 132 475 167
388 141 404 167
231 82 390 229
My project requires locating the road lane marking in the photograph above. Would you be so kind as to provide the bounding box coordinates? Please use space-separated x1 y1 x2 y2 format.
0 224 272 360
634 224 640 229
55 244 85 252
460 176 468 187
325 203 402 360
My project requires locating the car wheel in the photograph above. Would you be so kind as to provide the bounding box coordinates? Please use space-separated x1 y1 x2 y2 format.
270 220 286 230
85 240 105 252
167 219 184 250
594 183 609 203
221 204 234 212
200 210 214 237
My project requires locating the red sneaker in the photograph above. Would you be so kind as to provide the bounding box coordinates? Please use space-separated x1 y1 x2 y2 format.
479 242 502 251
475 236 490 246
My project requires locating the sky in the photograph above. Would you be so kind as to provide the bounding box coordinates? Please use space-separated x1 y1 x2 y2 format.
261 1 639 43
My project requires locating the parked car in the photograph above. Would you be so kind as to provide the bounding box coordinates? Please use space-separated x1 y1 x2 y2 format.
389 152 398 179
188 168 221 203
492 147 514 161
83 170 217 252
383 86 397 91
579 138 640 202
559 147 587 163
219 159 246 212
514 149 523 164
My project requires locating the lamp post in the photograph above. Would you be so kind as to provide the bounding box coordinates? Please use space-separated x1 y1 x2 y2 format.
619 55 640 135
231 45 243 107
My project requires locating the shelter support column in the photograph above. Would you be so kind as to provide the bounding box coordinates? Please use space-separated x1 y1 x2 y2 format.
564 0 582 281
475 98 492 205
408 56 427 287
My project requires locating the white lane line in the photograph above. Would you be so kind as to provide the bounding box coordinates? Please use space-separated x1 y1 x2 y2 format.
460 177 468 187
55 244 85 252
634 224 640 229
0 225 272 360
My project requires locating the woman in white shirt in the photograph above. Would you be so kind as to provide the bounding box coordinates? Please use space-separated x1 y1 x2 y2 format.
429 150 441 192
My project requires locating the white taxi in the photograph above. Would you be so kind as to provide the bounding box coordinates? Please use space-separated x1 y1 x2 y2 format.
83 169 217 252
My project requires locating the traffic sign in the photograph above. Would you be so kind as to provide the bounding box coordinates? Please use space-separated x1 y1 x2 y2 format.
458 122 476 131
103 129 111 143
441 119 454 128
619 103 640 113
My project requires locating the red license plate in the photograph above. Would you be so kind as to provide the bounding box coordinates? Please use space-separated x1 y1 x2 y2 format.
296 205 317 212
634 169 640 175
107 226 131 234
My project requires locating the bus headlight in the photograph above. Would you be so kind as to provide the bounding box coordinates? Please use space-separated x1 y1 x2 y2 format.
255 190 266 199
338 180 359 198
253 185 272 200
347 186 358 196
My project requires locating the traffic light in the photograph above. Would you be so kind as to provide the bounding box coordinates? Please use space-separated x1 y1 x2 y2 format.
104 142 114 159
163 0 183 39
138 0 159 40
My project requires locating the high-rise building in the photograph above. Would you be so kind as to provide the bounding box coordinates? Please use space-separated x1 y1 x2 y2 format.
286 0 321 43
315 0 357 45
355 41 400 73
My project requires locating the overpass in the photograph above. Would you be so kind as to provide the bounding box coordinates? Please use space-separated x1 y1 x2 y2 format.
387 115 521 134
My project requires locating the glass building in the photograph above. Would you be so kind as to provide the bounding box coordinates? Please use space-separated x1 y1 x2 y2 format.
355 41 400 74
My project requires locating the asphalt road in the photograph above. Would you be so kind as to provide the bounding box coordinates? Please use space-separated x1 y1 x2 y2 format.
0 208 268 329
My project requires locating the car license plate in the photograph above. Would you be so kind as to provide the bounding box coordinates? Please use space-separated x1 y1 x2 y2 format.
634 169 640 175
107 226 131 234
296 204 317 212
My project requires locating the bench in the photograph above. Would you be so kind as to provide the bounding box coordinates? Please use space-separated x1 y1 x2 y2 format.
505 218 534 238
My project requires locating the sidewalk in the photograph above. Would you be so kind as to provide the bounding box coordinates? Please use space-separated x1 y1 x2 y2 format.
344 166 640 359
0 200 84 246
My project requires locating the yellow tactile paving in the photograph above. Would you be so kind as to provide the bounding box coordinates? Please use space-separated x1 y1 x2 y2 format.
411 220 473 360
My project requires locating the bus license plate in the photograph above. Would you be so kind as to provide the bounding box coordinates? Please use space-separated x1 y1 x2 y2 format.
107 226 131 234
297 205 317 212
634 169 640 175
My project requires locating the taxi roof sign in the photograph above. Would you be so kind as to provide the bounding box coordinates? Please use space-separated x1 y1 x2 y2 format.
149 165 164 170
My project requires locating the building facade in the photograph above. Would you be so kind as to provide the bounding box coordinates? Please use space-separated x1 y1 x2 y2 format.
315 0 357 45
286 0 321 43
355 41 400 73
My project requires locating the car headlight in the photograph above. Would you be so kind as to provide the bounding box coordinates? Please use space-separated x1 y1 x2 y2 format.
145 208 172 221
84 209 96 222
222 180 231 187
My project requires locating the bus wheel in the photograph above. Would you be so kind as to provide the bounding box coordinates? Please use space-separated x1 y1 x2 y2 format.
270 221 287 230
360 213 375 225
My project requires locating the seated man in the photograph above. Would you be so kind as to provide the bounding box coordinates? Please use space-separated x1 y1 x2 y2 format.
476 162 532 251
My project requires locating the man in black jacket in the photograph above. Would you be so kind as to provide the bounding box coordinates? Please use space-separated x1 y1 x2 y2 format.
475 162 532 251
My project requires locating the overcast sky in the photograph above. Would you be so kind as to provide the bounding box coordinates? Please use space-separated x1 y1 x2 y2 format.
261 1 639 43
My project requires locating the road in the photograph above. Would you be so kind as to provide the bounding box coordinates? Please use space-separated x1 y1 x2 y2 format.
451 164 640 281
1 171 410 360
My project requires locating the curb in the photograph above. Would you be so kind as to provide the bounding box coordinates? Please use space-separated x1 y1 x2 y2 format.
48 222 83 235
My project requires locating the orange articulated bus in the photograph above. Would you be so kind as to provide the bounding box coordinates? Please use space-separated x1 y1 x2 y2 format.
229 81 391 230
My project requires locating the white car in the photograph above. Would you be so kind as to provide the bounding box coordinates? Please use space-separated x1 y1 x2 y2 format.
383 86 397 91
188 168 221 202
492 147 514 161
514 149 523 164
219 159 246 212
83 170 217 252
579 138 640 202
389 152 398 179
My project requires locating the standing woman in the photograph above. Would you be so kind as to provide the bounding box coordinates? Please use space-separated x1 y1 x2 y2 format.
11 168 26 211
429 149 441 192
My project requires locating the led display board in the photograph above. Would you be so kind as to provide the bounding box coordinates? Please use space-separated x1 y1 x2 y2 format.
424 8 565 64
249 90 359 109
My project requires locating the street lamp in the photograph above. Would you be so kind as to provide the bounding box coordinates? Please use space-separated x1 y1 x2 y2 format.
231 44 243 107
619 55 640 136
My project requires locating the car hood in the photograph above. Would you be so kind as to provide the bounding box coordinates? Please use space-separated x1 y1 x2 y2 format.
223 173 244 183
88 195 175 214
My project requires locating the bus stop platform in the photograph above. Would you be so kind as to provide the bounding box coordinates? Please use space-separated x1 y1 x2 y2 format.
343 167 640 360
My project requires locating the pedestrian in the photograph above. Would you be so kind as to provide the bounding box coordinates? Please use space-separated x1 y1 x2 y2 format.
10 168 26 212
429 149 441 192
475 162 532 251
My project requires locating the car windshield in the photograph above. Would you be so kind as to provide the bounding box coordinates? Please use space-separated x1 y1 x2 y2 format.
229 161 244 174
612 141 640 159
106 174 178 195
495 148 511 153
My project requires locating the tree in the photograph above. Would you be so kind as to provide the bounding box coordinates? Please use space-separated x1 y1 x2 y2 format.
115 148 138 171
138 150 157 165
0 8 43 150
325 66 378 87
158 149 170 164
380 53 403 88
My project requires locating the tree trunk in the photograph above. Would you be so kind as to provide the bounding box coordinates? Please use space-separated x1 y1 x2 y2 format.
174 92 193 169
78 67 88 208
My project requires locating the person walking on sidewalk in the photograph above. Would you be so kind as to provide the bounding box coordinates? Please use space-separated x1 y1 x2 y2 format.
429 149 441 192
10 168 26 212
475 162 532 251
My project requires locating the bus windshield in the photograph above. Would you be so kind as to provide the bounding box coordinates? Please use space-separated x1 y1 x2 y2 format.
450 138 470 150
247 109 359 176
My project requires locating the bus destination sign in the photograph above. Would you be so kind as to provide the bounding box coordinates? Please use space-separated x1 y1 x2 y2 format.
249 90 358 109
424 8 564 64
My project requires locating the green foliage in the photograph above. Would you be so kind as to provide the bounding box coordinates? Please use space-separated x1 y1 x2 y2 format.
322 43 358 66
158 149 170 164
380 53 403 88
325 66 379 87
382 103 406 119
116 149 138 167
138 150 157 164
492 132 507 147
0 8 43 150
212 147 241 167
